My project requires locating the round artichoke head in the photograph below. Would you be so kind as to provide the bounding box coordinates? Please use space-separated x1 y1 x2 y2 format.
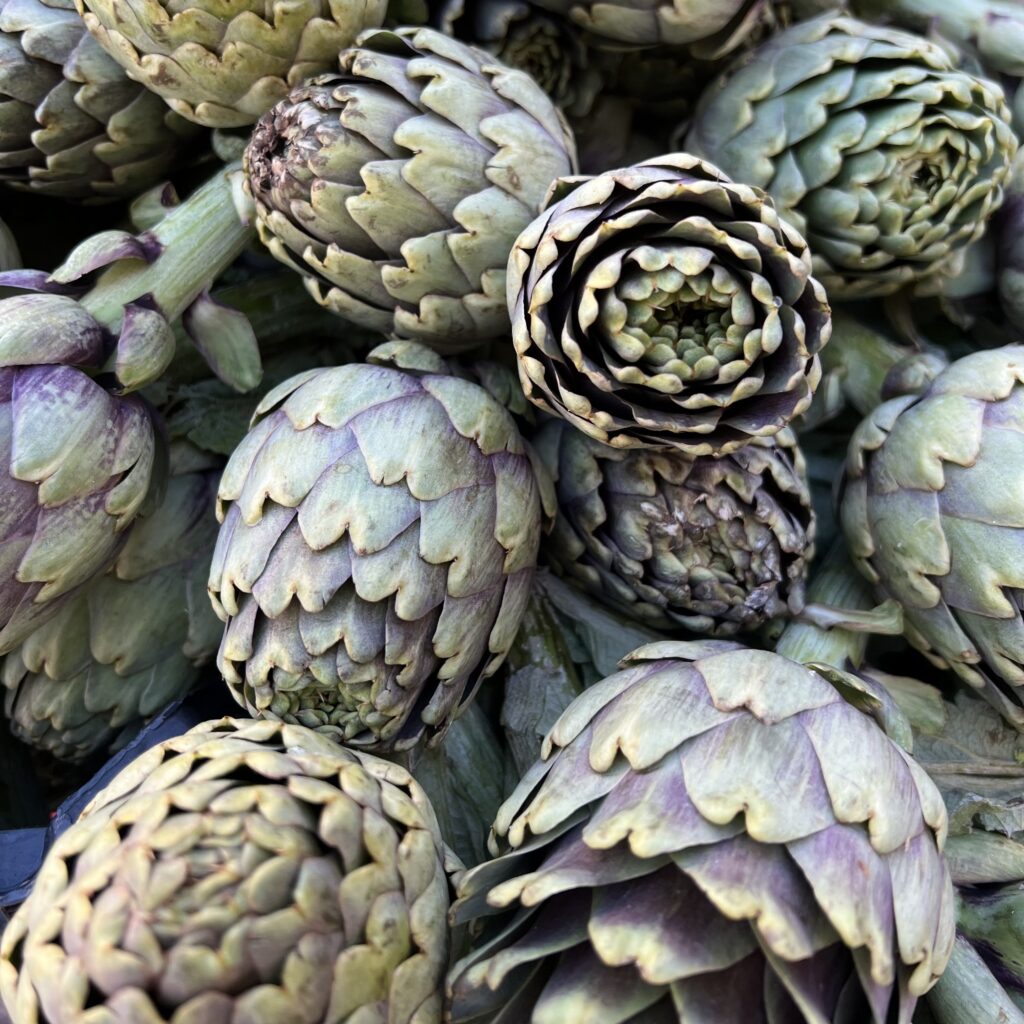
509 153 831 454
243 26 577 352
841 345 1024 732
0 295 162 655
535 419 815 635
0 0 202 200
208 349 546 752
527 0 769 55
2 446 222 762
686 13 1020 299
74 0 388 128
0 717 454 1023
450 640 956 1023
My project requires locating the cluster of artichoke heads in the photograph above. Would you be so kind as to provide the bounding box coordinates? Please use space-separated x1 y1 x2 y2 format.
2 0 1024 1022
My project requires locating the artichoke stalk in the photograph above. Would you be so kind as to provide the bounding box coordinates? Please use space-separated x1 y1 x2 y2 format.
686 13 1019 299
534 417 815 636
509 152 831 454
74 0 388 128
0 164 254 654
244 26 577 352
840 345 1024 732
449 631 956 1022
0 717 456 1023
0 0 203 200
208 341 547 753
2 443 222 763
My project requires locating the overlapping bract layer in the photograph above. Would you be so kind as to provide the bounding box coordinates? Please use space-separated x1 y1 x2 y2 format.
2 449 222 762
450 641 956 1024
0 717 453 1023
686 14 1019 298
75 0 387 127
0 296 160 655
509 153 830 454
244 27 576 351
528 0 768 55
841 346 1024 731
208 356 544 752
0 0 200 199
535 419 814 635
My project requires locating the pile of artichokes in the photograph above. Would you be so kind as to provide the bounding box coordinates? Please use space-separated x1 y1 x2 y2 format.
2 1 1024 1022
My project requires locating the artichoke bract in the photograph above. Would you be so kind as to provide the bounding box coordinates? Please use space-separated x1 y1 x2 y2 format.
0 299 160 655
243 27 577 352
75 0 387 128
841 346 1024 732
528 0 768 55
2 446 222 762
686 14 1019 299
0 717 454 1023
208 349 545 752
450 640 956 1023
509 153 830 454
535 418 814 635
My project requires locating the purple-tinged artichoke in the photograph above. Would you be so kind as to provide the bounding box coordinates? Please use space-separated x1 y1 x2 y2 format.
208 344 546 753
535 418 814 636
243 26 577 353
841 345 1024 732
450 639 956 1023
1 444 222 762
509 153 831 454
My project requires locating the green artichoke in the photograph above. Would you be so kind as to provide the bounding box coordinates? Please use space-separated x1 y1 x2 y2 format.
0 716 455 1023
841 345 1024 731
74 0 387 128
243 26 577 352
686 13 1019 299
450 640 956 1023
208 346 546 752
509 153 830 454
535 418 814 635
2 444 222 762
527 0 770 55
0 0 202 200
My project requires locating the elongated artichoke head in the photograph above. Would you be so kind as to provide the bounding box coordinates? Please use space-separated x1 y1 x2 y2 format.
535 419 814 635
841 345 1024 732
0 0 202 200
686 14 1019 299
74 0 387 128
2 445 222 762
0 717 455 1023
509 153 830 454
527 0 770 55
208 346 546 752
450 640 956 1023
243 27 577 352
0 295 162 655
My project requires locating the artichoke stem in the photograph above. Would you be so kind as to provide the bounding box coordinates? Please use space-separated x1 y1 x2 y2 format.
775 541 880 668
81 162 253 329
926 935 1024 1024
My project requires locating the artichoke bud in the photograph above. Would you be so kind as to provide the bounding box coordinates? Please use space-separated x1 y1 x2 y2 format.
112 297 175 393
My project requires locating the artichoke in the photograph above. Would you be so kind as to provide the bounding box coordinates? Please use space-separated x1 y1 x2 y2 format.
527 0 770 55
0 716 454 1023
2 445 222 762
208 346 546 752
74 0 387 128
243 26 577 352
0 0 202 201
686 14 1019 299
450 640 956 1023
841 345 1024 732
535 418 814 635
509 153 831 454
